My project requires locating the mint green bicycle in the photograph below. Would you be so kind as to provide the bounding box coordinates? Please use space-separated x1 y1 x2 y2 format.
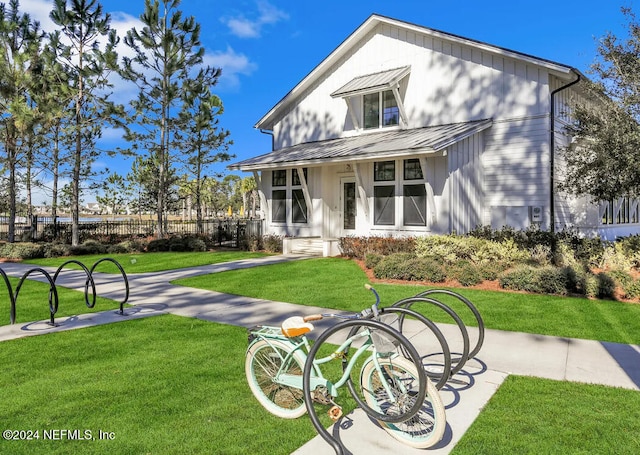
245 286 446 451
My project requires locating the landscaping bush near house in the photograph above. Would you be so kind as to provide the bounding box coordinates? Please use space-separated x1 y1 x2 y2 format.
261 234 283 253
338 235 415 259
373 253 446 282
622 278 640 299
414 235 529 266
450 261 484 287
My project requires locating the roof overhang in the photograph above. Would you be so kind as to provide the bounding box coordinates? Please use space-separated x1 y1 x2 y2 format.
330 66 411 98
230 118 493 171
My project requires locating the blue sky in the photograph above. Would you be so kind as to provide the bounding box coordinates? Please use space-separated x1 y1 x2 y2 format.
21 0 631 201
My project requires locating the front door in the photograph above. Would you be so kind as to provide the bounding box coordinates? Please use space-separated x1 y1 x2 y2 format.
341 178 357 235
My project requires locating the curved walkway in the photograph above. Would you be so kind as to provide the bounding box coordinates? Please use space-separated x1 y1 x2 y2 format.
1 255 639 455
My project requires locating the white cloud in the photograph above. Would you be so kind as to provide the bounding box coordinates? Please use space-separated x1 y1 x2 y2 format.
205 46 257 91
223 0 289 39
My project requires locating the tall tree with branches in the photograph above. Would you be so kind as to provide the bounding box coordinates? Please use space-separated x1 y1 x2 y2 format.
0 0 43 242
177 73 232 233
560 7 640 202
120 0 213 238
49 0 118 246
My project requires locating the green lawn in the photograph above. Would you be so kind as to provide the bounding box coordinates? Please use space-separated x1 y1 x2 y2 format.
22 250 271 274
1 315 638 454
173 257 640 345
0 315 318 455
452 376 640 454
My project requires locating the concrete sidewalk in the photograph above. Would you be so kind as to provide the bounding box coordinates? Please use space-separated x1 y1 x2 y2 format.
1 256 639 455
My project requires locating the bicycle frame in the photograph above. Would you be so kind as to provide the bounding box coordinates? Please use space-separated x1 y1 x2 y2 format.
248 324 401 402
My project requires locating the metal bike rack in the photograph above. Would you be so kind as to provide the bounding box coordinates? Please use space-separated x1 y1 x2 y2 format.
1 257 130 325
302 318 428 455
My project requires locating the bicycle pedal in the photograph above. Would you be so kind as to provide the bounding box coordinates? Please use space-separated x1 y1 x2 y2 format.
328 406 343 421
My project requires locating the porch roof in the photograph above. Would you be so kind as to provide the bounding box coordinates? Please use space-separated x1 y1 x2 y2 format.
330 66 411 98
229 118 492 171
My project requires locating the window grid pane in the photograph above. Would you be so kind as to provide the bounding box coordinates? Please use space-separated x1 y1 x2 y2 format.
374 185 395 225
374 161 395 181
403 184 427 226
363 93 379 129
404 159 423 180
382 90 399 126
292 189 308 223
272 170 286 187
272 190 286 222
292 168 307 186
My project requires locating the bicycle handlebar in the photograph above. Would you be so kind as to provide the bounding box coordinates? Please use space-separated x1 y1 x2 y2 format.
303 314 324 322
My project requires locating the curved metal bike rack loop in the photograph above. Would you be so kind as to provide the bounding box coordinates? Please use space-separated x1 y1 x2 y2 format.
0 268 17 324
415 289 485 359
391 296 471 378
374 305 453 390
52 260 97 309
14 268 59 326
302 318 427 455
89 258 130 315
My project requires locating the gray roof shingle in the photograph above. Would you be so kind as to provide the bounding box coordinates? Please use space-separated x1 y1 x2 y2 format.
229 119 493 171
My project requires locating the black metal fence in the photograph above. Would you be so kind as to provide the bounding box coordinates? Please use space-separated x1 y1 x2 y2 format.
0 215 263 248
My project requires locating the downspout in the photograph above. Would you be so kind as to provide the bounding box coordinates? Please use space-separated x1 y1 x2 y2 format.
549 70 581 233
259 129 274 151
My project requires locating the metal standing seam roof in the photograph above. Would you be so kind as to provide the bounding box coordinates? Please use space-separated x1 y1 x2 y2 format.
330 66 411 98
229 118 493 171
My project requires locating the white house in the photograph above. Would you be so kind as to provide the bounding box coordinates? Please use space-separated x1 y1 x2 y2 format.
229 14 640 256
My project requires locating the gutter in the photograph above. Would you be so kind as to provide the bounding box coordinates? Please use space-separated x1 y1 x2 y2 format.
549 70 581 233
259 129 275 152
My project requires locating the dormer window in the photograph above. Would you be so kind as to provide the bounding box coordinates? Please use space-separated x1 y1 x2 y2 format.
364 90 399 129
331 66 409 131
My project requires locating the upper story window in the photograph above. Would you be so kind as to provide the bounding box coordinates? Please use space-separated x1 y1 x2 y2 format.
364 90 399 129
330 66 410 132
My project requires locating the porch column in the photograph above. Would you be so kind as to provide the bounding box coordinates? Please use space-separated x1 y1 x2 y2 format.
252 171 269 220
418 157 436 227
352 162 370 222
295 166 313 223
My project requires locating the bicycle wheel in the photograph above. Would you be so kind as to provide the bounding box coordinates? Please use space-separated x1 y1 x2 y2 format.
245 339 307 419
360 356 446 449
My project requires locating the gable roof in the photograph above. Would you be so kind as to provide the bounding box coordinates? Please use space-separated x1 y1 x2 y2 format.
230 118 492 171
255 13 581 132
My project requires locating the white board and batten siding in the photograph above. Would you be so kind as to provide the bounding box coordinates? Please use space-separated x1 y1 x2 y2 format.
271 22 553 149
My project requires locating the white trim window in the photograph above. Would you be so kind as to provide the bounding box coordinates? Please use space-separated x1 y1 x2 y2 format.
403 159 427 226
364 90 399 129
271 170 286 223
292 168 308 224
373 161 395 226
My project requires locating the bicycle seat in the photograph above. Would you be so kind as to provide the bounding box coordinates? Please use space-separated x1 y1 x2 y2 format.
281 316 314 338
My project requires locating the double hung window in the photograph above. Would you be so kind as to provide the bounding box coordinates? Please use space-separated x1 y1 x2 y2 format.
271 169 309 224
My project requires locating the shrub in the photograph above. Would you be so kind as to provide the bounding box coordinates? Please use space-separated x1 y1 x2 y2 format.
499 265 540 293
478 261 508 281
536 266 570 295
0 242 45 260
338 236 415 259
42 243 70 258
262 234 283 253
364 252 383 269
241 234 262 252
146 238 171 252
595 272 616 299
607 269 633 288
453 263 484 287
373 253 415 280
623 279 640 300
